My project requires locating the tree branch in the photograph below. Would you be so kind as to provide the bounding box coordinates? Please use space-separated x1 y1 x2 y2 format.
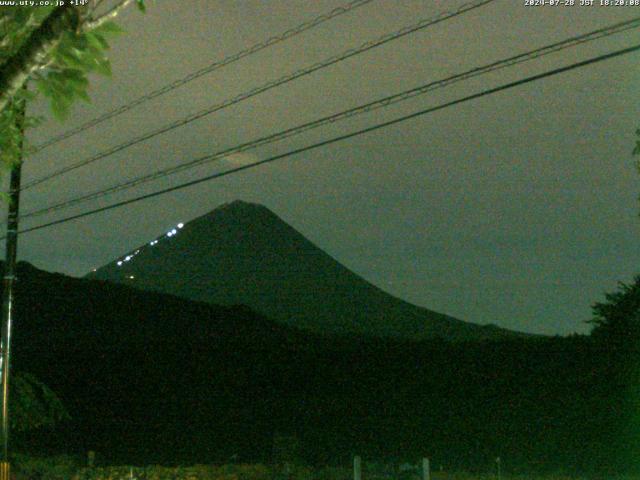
0 6 80 114
84 0 134 30
88 0 108 17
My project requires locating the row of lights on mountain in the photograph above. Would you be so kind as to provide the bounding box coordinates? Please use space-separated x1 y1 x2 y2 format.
116 223 184 267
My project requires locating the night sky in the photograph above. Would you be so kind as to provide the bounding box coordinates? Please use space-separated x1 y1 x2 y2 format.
6 0 640 335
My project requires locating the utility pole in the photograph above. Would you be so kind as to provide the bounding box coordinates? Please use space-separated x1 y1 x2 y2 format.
0 91 26 480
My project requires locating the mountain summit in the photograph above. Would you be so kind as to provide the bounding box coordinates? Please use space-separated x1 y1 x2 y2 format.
88 200 518 340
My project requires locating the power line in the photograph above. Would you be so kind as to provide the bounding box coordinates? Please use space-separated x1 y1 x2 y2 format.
30 0 376 154
21 0 496 191
20 15 640 220
12 41 640 238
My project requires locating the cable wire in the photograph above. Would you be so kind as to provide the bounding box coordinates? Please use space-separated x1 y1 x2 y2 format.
12 42 640 238
20 15 640 220
30 0 376 154
21 0 496 191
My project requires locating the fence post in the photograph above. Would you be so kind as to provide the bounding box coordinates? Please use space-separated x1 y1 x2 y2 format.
353 456 362 480
422 458 430 480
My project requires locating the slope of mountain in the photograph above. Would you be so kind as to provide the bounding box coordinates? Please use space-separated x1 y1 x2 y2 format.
87 200 518 340
5 262 607 472
8 261 317 463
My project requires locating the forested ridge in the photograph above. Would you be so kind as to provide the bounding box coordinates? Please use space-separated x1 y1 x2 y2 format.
4 262 638 475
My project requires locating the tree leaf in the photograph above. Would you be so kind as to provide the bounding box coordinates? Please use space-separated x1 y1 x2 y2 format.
85 31 110 51
93 56 112 77
51 95 72 121
35 78 53 98
76 88 91 103
92 20 125 36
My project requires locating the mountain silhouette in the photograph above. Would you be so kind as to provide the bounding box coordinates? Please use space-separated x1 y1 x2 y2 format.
88 200 521 340
5 263 601 471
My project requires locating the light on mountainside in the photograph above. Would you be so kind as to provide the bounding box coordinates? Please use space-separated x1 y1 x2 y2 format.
88 200 524 341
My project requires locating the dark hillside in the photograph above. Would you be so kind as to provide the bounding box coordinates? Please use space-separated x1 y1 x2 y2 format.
0 263 627 474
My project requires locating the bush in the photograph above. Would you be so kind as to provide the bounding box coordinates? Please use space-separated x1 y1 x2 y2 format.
13 454 82 480
75 464 274 480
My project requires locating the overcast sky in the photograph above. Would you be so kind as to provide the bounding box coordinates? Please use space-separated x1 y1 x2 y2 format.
6 0 640 335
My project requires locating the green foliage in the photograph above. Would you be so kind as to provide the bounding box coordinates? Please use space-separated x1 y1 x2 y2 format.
0 7 56 66
588 275 640 343
587 276 640 473
0 89 28 169
0 3 146 171
136 0 147 13
76 464 273 480
0 8 55 168
33 21 123 120
11 371 70 432
40 464 640 480
12 454 81 480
